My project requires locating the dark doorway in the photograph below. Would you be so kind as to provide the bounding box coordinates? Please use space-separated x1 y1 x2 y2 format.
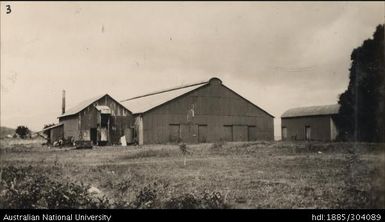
282 127 287 140
101 114 110 127
90 128 97 145
198 124 208 143
169 124 180 143
248 126 257 141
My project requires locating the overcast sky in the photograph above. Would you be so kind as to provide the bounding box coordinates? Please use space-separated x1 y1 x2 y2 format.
1 2 384 138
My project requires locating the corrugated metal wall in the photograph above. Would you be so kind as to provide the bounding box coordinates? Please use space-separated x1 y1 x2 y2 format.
281 115 333 141
140 82 274 144
50 125 64 142
60 116 79 140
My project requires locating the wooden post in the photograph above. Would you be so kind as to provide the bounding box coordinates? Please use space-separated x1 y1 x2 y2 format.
184 156 186 166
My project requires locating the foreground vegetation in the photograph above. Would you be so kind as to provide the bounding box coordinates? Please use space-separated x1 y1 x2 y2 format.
0 138 384 209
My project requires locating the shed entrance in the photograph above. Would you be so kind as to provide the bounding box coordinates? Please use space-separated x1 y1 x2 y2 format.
248 126 257 141
233 125 248 141
181 123 195 143
224 125 233 141
305 126 311 140
198 124 208 143
282 127 287 140
90 128 97 145
169 124 180 142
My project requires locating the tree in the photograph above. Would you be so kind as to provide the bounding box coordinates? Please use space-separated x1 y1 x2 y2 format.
15 126 30 139
335 24 385 142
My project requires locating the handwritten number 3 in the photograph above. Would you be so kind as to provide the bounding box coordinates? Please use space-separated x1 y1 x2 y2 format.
6 5 11 14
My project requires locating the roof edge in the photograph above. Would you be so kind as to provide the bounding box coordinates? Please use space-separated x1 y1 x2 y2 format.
58 94 107 118
139 82 210 115
281 104 340 118
58 93 132 118
40 123 64 132
120 81 208 103
281 113 338 119
135 81 275 118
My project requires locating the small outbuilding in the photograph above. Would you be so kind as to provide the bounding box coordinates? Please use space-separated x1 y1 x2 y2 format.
49 93 134 146
42 123 64 144
281 104 340 141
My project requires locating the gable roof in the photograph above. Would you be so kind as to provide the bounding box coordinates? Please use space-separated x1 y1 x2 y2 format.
281 104 340 118
58 94 131 118
40 123 63 132
121 81 207 114
120 77 274 118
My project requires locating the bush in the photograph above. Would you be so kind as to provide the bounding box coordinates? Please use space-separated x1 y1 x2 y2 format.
129 182 166 209
163 190 229 209
179 143 192 155
163 193 200 209
129 182 230 209
211 139 225 149
0 166 231 209
0 166 111 209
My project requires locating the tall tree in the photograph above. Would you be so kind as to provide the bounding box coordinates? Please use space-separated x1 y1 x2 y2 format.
335 24 385 142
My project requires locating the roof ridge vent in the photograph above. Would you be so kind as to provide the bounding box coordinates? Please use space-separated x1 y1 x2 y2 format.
209 77 222 85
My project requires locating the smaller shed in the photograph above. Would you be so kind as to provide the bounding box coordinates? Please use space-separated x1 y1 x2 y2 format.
281 104 340 141
58 94 134 145
42 123 64 144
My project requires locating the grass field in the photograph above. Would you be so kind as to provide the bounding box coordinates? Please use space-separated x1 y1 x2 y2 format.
0 138 384 209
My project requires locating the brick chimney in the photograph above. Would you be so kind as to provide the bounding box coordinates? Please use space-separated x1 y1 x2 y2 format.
62 90 66 114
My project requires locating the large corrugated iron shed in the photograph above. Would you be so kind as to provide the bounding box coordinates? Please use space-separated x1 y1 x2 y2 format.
121 78 274 118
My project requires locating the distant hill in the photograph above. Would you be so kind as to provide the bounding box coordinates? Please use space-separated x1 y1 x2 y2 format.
0 126 15 139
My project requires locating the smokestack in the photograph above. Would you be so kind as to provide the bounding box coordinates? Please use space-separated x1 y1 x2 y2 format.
62 90 66 114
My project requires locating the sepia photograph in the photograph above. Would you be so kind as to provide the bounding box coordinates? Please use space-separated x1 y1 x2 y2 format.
0 1 384 216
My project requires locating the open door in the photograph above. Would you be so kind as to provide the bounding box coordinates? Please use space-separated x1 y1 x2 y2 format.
90 128 97 145
100 113 110 145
